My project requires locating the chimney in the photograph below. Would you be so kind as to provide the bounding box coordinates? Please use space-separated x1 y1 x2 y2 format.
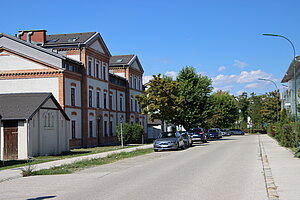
18 30 47 45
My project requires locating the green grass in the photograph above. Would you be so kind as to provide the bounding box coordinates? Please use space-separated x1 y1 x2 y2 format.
30 148 153 176
0 145 139 170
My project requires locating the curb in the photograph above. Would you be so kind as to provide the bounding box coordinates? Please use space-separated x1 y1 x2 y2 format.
258 135 279 200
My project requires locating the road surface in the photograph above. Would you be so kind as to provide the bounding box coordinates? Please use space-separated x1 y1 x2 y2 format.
0 135 267 200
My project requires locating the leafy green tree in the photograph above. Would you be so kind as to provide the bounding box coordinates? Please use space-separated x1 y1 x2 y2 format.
136 74 183 129
174 66 213 130
206 91 239 128
261 90 281 124
236 92 250 128
248 93 264 129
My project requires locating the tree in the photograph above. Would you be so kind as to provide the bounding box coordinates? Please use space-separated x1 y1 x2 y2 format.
261 90 281 124
236 92 250 128
136 74 183 129
206 91 239 128
174 66 213 130
248 93 264 129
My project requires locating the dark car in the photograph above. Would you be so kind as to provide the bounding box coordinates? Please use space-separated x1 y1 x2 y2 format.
207 128 222 139
153 132 185 151
188 128 207 143
177 131 193 147
230 129 245 135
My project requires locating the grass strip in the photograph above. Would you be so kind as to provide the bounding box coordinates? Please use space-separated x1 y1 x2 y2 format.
1 145 136 171
30 148 153 176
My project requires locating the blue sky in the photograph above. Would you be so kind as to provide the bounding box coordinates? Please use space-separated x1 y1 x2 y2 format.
1 0 299 96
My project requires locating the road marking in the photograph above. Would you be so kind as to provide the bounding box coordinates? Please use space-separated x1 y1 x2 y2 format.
258 135 279 200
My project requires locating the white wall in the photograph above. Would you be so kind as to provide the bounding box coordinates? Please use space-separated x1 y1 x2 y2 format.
18 121 28 159
0 78 59 100
0 51 49 71
65 108 82 139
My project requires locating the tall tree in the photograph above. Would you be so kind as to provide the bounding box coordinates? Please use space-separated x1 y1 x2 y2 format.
174 66 213 130
261 90 281 124
136 74 183 128
236 92 250 127
207 91 239 128
248 93 264 129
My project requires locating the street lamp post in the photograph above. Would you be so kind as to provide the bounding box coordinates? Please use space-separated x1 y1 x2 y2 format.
258 78 279 122
262 33 297 122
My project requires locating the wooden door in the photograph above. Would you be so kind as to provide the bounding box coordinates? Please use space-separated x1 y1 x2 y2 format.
4 121 18 160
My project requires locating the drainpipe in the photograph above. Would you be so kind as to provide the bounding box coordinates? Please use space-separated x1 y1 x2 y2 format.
26 119 30 159
26 32 33 43
78 43 85 147
16 31 24 39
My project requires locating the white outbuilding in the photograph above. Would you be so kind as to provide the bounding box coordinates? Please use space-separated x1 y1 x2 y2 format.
0 93 70 160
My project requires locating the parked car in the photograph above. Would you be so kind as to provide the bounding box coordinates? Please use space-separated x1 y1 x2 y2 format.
177 131 193 147
207 128 222 139
153 132 185 151
220 129 231 136
230 129 245 135
188 128 207 143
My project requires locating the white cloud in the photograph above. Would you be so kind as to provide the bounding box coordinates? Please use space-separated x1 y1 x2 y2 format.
218 66 226 71
165 71 178 80
236 90 245 96
237 70 273 83
213 85 234 93
245 83 259 88
212 69 273 86
233 59 249 69
143 75 153 84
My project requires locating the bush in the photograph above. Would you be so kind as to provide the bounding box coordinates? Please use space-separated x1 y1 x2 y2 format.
116 123 144 144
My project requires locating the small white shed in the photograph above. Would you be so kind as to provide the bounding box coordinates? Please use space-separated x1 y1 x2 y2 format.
0 93 70 160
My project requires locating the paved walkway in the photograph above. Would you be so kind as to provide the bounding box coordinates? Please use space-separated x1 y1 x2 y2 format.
260 134 300 200
0 144 153 183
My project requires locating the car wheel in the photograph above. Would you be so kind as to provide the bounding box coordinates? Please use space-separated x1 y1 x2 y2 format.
154 149 158 152
181 144 185 150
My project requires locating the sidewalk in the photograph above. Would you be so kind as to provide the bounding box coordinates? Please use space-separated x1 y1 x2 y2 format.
0 144 153 183
260 134 300 200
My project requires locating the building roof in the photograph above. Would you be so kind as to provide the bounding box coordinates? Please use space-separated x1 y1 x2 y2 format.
281 55 300 83
44 32 97 46
109 55 136 66
0 93 69 120
0 33 83 66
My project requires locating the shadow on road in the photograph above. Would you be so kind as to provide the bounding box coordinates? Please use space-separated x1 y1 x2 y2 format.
27 196 57 200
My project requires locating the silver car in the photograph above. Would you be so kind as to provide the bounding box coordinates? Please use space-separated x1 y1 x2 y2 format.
153 132 185 151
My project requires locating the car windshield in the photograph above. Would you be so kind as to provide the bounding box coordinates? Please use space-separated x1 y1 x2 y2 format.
221 129 227 132
190 128 204 132
159 132 177 138
208 129 217 133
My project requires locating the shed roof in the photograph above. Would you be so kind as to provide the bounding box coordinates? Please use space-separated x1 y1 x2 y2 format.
44 32 97 46
109 55 135 66
0 93 69 120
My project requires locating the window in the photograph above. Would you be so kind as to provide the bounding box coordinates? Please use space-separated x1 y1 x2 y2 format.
71 88 75 106
134 77 137 89
89 121 93 138
130 75 133 88
96 63 99 78
88 60 92 76
109 95 113 110
110 121 113 136
72 120 76 139
138 79 141 90
135 100 137 112
104 93 107 109
89 90 93 107
96 92 100 108
104 121 108 136
130 98 133 112
120 97 123 111
103 64 106 80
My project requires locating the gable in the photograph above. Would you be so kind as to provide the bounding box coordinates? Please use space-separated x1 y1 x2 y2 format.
90 40 105 54
130 58 144 73
87 35 111 57
0 50 50 71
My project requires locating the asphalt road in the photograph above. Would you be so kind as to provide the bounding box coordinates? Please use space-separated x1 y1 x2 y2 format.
0 135 268 200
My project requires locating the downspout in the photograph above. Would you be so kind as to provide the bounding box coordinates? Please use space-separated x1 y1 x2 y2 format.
26 119 30 159
16 31 24 39
78 43 85 147
26 32 33 43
